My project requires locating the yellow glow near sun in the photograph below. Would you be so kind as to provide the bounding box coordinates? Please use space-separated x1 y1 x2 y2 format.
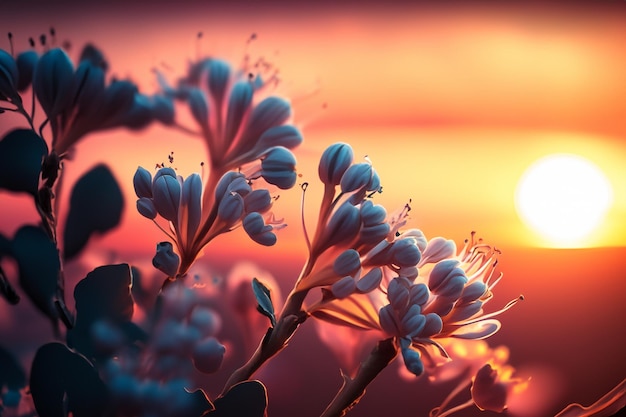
515 154 613 247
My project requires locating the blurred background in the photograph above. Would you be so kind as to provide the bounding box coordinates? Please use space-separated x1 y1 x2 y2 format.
1 1 625 416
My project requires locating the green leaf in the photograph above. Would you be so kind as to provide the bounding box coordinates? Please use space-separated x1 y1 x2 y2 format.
211 380 267 417
30 342 110 417
67 264 134 358
252 278 276 327
0 129 48 195
63 164 124 260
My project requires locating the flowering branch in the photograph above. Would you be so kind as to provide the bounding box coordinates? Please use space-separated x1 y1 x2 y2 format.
320 338 398 417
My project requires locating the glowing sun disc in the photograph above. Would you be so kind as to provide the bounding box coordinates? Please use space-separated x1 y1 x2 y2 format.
514 154 613 247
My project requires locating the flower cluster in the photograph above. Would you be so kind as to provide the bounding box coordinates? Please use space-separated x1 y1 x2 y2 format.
98 281 224 416
311 230 522 377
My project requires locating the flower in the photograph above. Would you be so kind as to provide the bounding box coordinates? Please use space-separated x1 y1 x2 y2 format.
310 231 522 377
134 166 284 276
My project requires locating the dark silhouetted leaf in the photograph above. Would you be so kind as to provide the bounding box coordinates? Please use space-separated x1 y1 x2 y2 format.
0 346 26 391
0 234 20 304
30 342 109 417
211 380 267 417
182 388 214 417
11 225 60 323
67 264 134 358
0 129 48 195
63 164 124 260
252 278 276 327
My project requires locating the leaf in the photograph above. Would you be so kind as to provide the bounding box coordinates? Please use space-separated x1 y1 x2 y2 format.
63 164 124 260
0 346 27 391
0 129 48 195
211 380 267 417
67 264 134 358
252 278 276 327
11 225 60 323
182 388 214 417
30 342 110 417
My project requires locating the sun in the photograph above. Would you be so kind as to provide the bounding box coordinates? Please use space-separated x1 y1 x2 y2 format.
514 154 613 247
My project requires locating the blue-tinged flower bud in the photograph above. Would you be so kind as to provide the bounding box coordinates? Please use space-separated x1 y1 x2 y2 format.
360 200 386 226
226 175 251 196
33 48 74 117
367 168 381 192
409 283 429 306
387 277 410 311
333 249 361 276
340 162 372 193
0 49 19 102
153 167 177 184
401 305 426 337
322 202 361 249
100 80 137 125
471 365 507 413
189 306 222 336
261 147 297 189
390 238 422 267
224 81 253 144
137 197 157 219
458 281 488 304
319 143 353 186
428 296 456 317
207 59 230 106
359 223 391 246
239 96 291 149
152 94 175 125
182 173 202 239
133 166 153 198
421 237 456 265
188 88 209 127
152 241 180 277
356 267 383 293
215 172 244 200
79 43 108 70
242 212 277 246
401 343 424 376
121 94 153 130
244 189 272 214
258 124 303 151
217 192 244 224
153 175 181 222
192 337 226 374
379 304 401 335
447 300 483 323
16 50 38 91
331 276 356 299
398 266 419 281
418 313 443 338
429 259 467 299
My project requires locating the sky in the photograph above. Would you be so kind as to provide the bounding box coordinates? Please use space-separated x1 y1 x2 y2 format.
1 1 625 416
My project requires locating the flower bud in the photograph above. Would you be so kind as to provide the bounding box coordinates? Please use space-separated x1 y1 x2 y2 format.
192 337 226 374
215 171 245 200
16 50 38 91
182 173 202 239
33 48 74 117
318 143 353 186
188 88 209 127
401 344 424 376
401 305 426 338
379 304 400 336
217 192 244 224
387 277 410 311
429 259 467 298
340 162 372 193
360 200 387 226
418 313 443 338
189 307 222 336
137 197 157 219
152 174 181 222
244 189 272 214
261 147 297 189
356 267 383 293
333 249 361 276
331 276 356 299
258 124 303 150
242 212 277 246
133 166 153 198
239 96 291 149
208 59 231 105
390 238 421 267
409 283 429 306
224 81 253 144
322 202 361 249
152 241 180 277
471 364 507 412
421 237 456 265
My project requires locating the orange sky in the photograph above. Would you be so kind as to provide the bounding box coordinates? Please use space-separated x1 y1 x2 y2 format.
1 2 625 416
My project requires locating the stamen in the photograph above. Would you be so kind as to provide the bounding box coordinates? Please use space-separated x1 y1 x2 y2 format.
7 32 13 55
300 182 312 253
459 295 523 325
49 27 56 46
196 31 203 61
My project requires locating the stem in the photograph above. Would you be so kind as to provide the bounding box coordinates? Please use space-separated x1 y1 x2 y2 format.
320 338 398 417
220 289 309 395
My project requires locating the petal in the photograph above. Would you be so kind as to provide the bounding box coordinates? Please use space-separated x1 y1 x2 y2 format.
136 197 157 219
239 96 291 150
331 276 357 299
333 249 361 276
188 88 209 127
153 175 181 222
356 267 383 293
244 189 272 214
450 319 501 340
418 313 443 338
152 241 180 277
217 192 244 224
133 166 153 198
224 81 253 145
182 173 203 241
378 304 401 336
421 237 457 265
207 59 231 107
340 162 372 193
257 124 303 150
33 48 74 117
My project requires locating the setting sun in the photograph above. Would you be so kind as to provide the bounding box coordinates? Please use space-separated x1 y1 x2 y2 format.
514 154 613 247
